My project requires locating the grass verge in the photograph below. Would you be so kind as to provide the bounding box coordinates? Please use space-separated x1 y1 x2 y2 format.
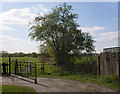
2 85 37 94
2 57 120 90
38 71 120 90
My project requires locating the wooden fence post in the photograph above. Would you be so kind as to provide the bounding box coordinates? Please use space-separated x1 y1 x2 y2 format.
9 57 11 76
97 55 100 75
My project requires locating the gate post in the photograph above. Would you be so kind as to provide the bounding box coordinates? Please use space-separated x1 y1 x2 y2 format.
9 57 11 76
30 62 32 75
2 63 6 74
43 62 45 73
27 62 28 78
97 55 100 75
20 61 21 76
15 59 18 75
35 63 37 84
117 53 120 80
118 62 120 80
0 63 1 76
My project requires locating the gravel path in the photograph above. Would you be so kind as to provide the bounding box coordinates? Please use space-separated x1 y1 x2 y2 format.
2 75 118 93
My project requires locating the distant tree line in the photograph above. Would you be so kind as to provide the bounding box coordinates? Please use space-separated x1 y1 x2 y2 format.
0 50 46 58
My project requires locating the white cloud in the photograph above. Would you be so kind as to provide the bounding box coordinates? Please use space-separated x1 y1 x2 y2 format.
112 18 117 21
0 4 49 53
0 35 39 53
0 4 49 25
0 24 15 31
94 31 118 53
79 27 117 44
79 26 118 52
0 4 49 33
80 26 105 32
31 4 49 14
96 31 118 42
79 26 105 36
0 8 35 25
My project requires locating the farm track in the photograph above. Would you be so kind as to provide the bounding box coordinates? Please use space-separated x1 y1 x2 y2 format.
1 76 118 93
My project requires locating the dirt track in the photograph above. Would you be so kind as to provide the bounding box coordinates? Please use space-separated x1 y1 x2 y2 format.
2 76 118 93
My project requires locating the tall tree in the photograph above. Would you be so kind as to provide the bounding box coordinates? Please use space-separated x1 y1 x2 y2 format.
29 3 95 67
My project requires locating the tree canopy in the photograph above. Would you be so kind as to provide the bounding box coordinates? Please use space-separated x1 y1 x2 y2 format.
29 3 95 67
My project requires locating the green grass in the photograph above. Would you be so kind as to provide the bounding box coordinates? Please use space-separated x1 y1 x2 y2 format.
2 57 120 90
36 64 120 90
38 72 120 90
60 74 120 90
74 55 97 64
2 57 41 77
2 57 40 63
2 85 37 94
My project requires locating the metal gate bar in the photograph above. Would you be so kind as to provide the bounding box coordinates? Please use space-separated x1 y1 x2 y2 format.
9 57 37 84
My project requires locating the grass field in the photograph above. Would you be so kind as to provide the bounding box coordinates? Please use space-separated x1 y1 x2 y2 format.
1 56 120 90
2 56 60 77
2 85 37 93
2 57 40 63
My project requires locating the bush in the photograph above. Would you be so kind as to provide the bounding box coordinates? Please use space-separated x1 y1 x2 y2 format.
112 75 118 82
103 76 113 83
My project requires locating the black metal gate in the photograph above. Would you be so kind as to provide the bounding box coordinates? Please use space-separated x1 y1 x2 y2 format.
9 57 37 84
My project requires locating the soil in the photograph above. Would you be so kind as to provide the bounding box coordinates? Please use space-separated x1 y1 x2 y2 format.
1 75 118 93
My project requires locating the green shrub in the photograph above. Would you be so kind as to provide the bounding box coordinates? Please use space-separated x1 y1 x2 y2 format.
103 76 113 83
112 75 118 82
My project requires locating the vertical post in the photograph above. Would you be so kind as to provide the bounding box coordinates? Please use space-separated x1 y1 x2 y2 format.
27 62 28 78
41 61 42 72
30 62 31 75
43 62 44 73
35 63 37 84
97 55 100 75
0 63 1 76
117 53 120 80
7 63 8 74
20 61 21 76
15 59 18 75
9 57 11 75
118 62 120 80
15 60 16 74
24 61 25 76
3 63 6 74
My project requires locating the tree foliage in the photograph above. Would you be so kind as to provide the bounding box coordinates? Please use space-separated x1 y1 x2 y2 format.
29 3 95 67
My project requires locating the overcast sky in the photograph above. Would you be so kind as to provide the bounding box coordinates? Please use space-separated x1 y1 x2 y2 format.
0 1 118 53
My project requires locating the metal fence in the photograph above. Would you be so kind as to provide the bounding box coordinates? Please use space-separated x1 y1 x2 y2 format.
9 57 37 84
